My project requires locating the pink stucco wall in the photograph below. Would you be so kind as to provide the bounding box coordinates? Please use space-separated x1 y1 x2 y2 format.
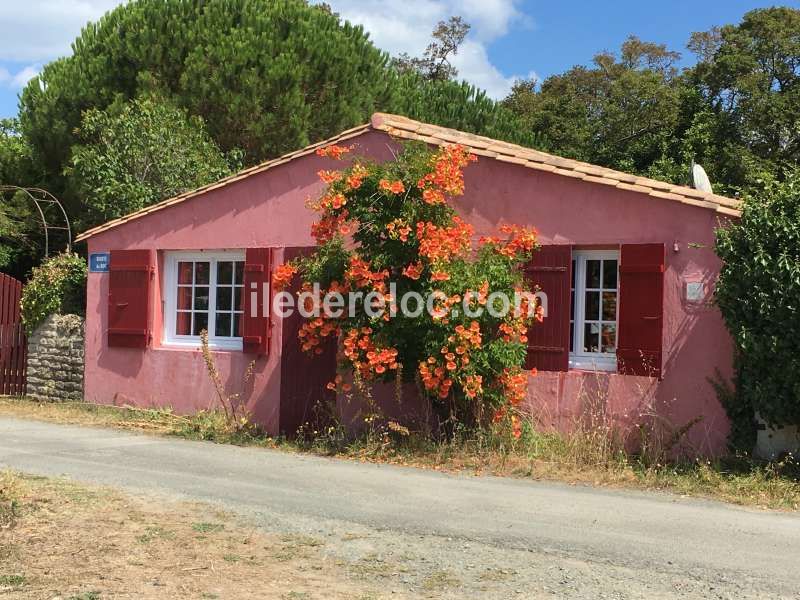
84 129 734 452
456 158 734 455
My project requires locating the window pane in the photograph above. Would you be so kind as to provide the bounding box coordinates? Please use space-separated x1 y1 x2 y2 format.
216 286 232 311
177 286 192 310
234 261 244 285
602 292 617 321
233 286 243 311
603 259 618 289
233 313 241 337
218 261 233 285
586 260 601 288
194 286 209 310
570 289 575 321
569 322 574 353
176 312 191 335
193 312 208 336
178 262 193 284
584 291 600 321
215 312 232 337
583 323 600 353
195 261 210 285
602 324 617 353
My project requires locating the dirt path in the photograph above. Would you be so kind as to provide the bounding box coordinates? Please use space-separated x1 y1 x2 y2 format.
2 416 799 599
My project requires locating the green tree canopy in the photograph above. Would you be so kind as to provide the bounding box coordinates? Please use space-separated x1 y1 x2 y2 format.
503 7 800 196
19 0 531 202
0 119 44 276
685 7 800 193
394 16 471 82
65 95 237 229
19 0 397 173
503 36 682 177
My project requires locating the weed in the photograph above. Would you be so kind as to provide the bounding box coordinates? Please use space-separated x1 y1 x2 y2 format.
200 329 258 434
191 522 225 534
68 592 101 600
0 574 26 587
136 526 175 543
421 569 460 590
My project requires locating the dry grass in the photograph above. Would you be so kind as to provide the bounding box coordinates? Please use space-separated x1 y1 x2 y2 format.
1 397 799 511
0 397 181 433
352 431 800 510
0 470 387 599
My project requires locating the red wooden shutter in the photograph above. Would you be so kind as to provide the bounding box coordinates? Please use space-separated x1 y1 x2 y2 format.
241 248 272 354
524 245 572 372
108 249 154 348
617 243 665 378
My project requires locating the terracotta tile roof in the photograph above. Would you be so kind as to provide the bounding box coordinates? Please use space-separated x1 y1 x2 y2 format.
370 113 742 217
75 113 740 242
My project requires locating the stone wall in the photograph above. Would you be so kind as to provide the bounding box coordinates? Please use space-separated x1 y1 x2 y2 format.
26 313 85 402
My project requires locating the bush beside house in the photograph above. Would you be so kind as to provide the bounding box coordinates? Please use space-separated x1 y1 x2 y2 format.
716 170 800 455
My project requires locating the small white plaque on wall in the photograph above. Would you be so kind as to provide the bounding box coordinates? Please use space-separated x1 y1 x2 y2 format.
685 281 704 302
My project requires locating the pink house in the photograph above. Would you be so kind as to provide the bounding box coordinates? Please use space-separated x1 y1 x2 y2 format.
75 113 742 455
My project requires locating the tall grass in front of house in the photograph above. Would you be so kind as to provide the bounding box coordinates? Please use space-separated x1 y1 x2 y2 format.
1 395 798 510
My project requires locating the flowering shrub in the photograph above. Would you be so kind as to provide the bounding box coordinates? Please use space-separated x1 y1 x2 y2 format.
292 142 542 431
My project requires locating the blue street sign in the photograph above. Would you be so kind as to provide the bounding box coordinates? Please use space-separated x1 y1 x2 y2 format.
89 252 110 273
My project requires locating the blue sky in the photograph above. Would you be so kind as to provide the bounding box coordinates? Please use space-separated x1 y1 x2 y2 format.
0 0 796 120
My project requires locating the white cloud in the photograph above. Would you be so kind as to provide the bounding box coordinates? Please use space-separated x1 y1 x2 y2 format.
0 0 124 62
325 0 533 99
10 66 40 88
0 65 40 89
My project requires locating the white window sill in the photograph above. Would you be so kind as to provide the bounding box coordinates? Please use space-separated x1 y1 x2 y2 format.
161 338 243 352
568 356 617 372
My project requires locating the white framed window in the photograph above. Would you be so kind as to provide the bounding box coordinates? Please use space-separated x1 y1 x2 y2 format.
569 250 619 371
163 250 245 350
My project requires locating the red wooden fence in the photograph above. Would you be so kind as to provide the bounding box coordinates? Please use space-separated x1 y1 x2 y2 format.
0 273 26 395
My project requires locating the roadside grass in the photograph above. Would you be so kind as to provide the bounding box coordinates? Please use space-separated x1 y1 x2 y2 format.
1 396 798 511
0 469 384 599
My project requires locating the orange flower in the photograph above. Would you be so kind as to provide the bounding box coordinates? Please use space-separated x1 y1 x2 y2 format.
417 144 477 202
346 164 368 190
422 188 445 205
511 415 522 438
346 255 389 291
379 179 405 194
385 219 411 242
416 217 473 262
430 270 450 282
500 367 528 406
299 313 340 354
343 328 399 380
316 144 351 159
272 262 298 292
463 374 483 399
402 262 423 280
311 211 348 244
487 224 539 258
318 193 347 211
317 170 342 184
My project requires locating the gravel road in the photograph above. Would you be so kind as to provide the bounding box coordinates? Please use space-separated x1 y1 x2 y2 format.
1 416 798 599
